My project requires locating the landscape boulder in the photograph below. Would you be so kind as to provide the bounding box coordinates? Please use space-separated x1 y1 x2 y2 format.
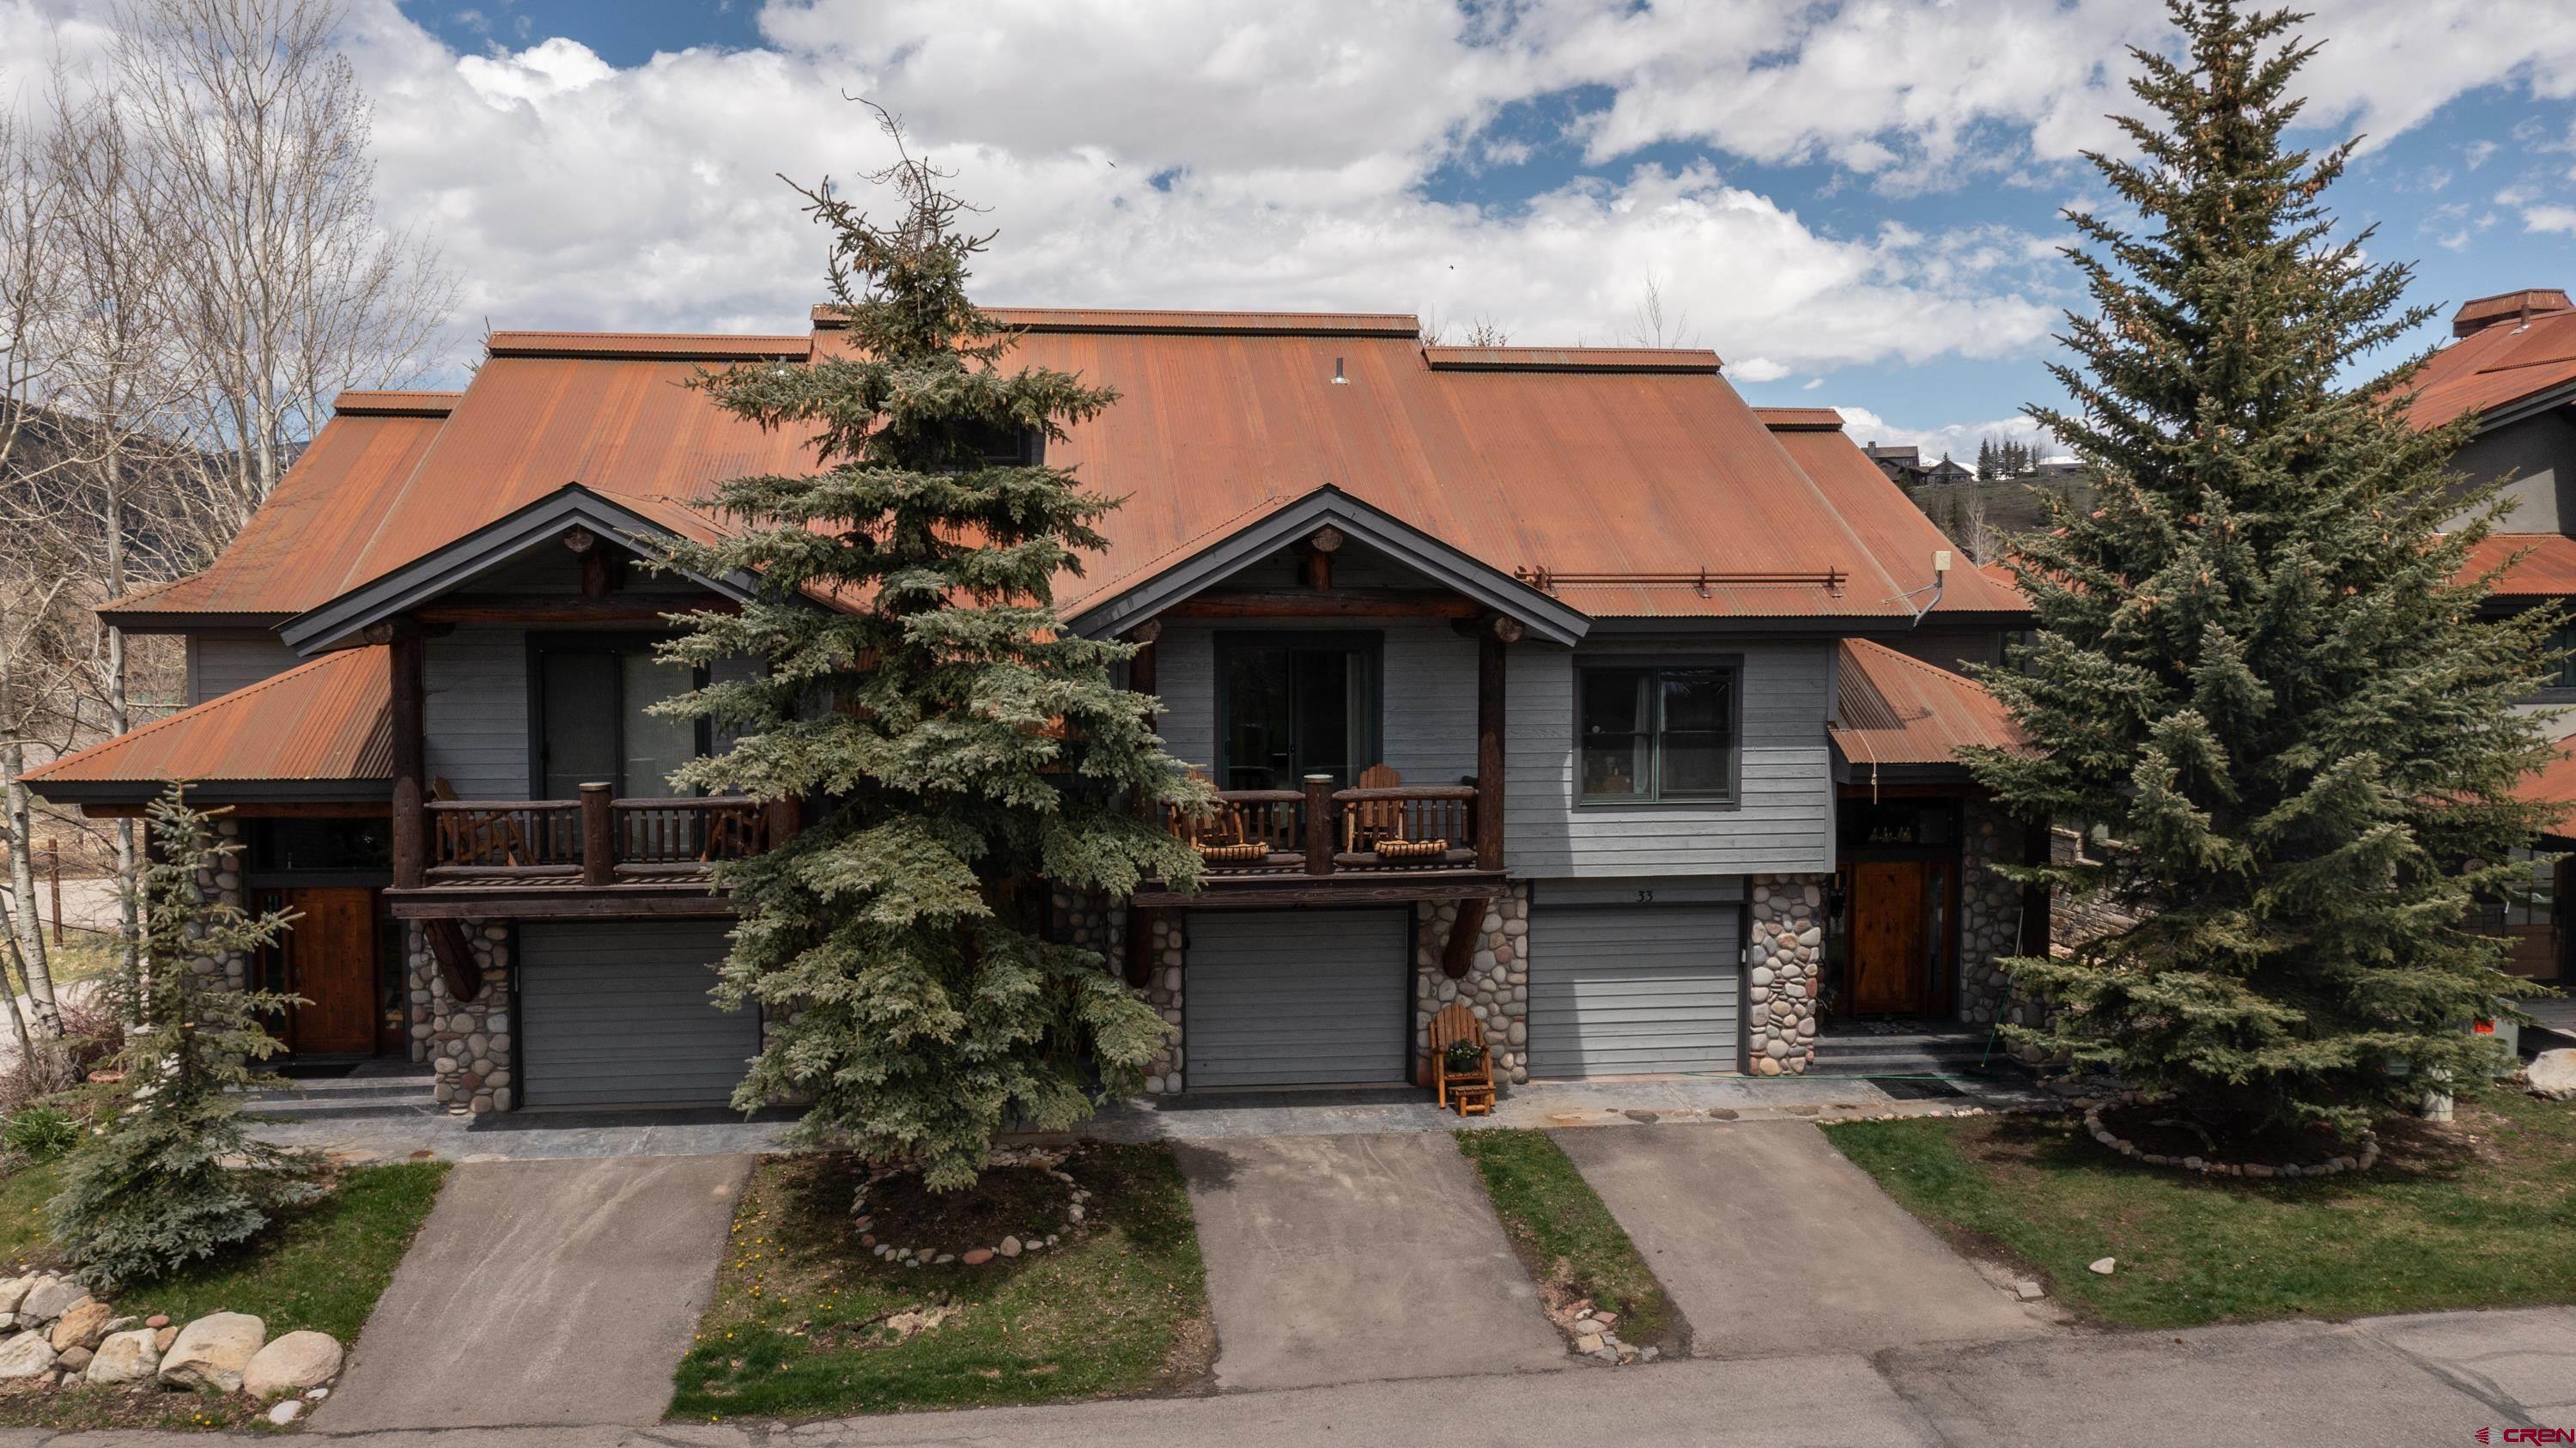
242 1331 342 1397
85 1329 161 1385
18 1278 86 1325
0 1333 56 1381
50 1299 113 1353
2528 1049 2576 1102
0 1279 32 1317
157 1313 266 1393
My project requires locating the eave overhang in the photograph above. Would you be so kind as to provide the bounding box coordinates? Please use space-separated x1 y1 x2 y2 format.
1062 484 1591 646
277 484 758 654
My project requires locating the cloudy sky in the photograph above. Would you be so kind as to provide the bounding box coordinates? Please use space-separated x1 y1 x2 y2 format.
13 0 2576 459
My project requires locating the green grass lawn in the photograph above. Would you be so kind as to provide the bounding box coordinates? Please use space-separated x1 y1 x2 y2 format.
1454 1129 1681 1352
1826 1092 2576 1329
0 1158 447 1430
671 1144 1213 1421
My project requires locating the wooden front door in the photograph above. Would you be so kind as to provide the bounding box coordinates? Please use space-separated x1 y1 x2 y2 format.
283 888 379 1055
1847 861 1930 1015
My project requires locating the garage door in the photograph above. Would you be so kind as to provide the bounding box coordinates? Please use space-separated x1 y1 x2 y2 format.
518 920 759 1108
1528 905 1740 1077
1184 909 1409 1088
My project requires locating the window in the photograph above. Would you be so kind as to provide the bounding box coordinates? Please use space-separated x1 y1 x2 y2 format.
531 638 706 798
1215 633 1381 790
1578 665 1737 803
2502 849 2556 929
2548 628 2576 690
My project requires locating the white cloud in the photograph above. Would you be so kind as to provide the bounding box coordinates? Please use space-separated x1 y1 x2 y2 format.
2524 205 2576 234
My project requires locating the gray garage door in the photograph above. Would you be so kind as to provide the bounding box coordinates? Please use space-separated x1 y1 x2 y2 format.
1184 909 1409 1088
518 920 759 1108
1528 905 1740 1077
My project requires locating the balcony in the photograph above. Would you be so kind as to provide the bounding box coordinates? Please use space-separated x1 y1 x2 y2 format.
1132 775 1503 910
387 784 796 919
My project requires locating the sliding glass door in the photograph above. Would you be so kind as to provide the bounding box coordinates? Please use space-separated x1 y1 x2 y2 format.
532 638 703 798
1216 633 1382 790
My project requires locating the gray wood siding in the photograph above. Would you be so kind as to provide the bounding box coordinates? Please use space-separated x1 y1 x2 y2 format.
1183 908 1410 1086
1505 638 1835 878
1151 618 1478 784
186 635 301 704
424 628 529 798
517 920 756 1107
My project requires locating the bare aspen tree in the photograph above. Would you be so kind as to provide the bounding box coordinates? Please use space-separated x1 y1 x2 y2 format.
1623 277 1698 349
113 0 454 528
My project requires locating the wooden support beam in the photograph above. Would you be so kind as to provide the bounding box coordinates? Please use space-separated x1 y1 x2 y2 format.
580 782 616 887
1127 636 1157 697
1170 588 1479 620
1442 895 1490 979
1124 905 1156 988
390 628 427 891
426 917 480 999
1476 630 1506 871
391 890 736 920
1450 613 1528 643
1302 775 1335 876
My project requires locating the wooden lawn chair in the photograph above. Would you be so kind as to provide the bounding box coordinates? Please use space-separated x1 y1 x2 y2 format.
1429 1001 1494 1116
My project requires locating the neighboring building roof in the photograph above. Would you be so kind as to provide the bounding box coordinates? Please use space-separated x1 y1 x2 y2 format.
2408 301 2576 433
2464 533 2576 599
2514 738 2576 839
130 308 2049 635
1750 406 1846 430
1828 638 2020 769
25 646 391 799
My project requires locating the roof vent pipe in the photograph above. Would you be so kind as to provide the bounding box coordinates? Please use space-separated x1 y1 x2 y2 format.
1332 356 1347 385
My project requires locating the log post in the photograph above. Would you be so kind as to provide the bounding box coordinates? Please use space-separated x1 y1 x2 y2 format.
1302 774 1335 876
1475 627 1508 871
389 628 427 891
1127 623 1158 698
1442 895 1488 979
763 794 802 849
580 783 615 887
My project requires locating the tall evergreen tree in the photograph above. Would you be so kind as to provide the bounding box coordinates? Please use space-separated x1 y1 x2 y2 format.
50 788 316 1288
1971 0 2558 1141
1978 437 1998 481
655 113 1206 1189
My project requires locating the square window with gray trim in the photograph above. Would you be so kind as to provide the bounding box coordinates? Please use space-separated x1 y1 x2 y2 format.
1579 665 1738 803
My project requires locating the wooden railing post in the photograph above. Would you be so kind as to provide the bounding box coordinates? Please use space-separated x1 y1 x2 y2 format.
580 783 615 886
1302 775 1335 876
388 627 427 891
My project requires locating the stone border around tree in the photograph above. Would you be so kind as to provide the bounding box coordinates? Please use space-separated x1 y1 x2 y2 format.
851 1147 1089 1269
2081 1093 2379 1177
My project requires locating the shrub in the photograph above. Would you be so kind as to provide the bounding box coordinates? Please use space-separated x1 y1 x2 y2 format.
3 1106 78 1163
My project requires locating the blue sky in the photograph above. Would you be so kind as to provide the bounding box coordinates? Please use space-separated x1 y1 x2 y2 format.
367 0 2576 459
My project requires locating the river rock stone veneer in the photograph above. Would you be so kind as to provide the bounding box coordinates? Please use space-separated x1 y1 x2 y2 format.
405 922 514 1115
185 816 249 992
1955 801 2046 1060
1416 885 1531 1086
1747 875 1827 1074
1049 888 1187 1095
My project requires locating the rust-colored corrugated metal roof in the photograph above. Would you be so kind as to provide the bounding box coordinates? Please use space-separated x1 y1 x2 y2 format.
333 389 461 417
1751 406 1846 429
1830 638 2020 767
105 405 452 624
158 308 2048 625
822 305 1423 337
486 331 811 360
1421 345 1721 373
27 647 390 785
2454 289 2573 338
2461 532 2576 597
2408 306 2576 431
1765 426 2028 617
2514 739 2576 843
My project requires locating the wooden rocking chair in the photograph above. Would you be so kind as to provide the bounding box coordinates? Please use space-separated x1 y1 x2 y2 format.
1429 1001 1495 1116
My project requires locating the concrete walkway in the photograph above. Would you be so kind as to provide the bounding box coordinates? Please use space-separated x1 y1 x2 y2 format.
1557 1118 2050 1356
9 1306 2567 1445
317 1153 751 1432
1172 1133 1567 1391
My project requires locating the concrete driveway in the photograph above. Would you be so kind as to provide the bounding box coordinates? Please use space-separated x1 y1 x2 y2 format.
1174 1133 1568 1391
1555 1119 2047 1358
318 1153 751 1431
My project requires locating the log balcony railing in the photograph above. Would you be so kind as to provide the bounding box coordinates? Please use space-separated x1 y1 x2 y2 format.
1163 778 1490 878
424 784 797 885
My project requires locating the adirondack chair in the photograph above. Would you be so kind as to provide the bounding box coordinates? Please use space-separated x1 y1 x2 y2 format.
1174 767 1269 862
1429 1001 1495 1116
429 776 537 867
